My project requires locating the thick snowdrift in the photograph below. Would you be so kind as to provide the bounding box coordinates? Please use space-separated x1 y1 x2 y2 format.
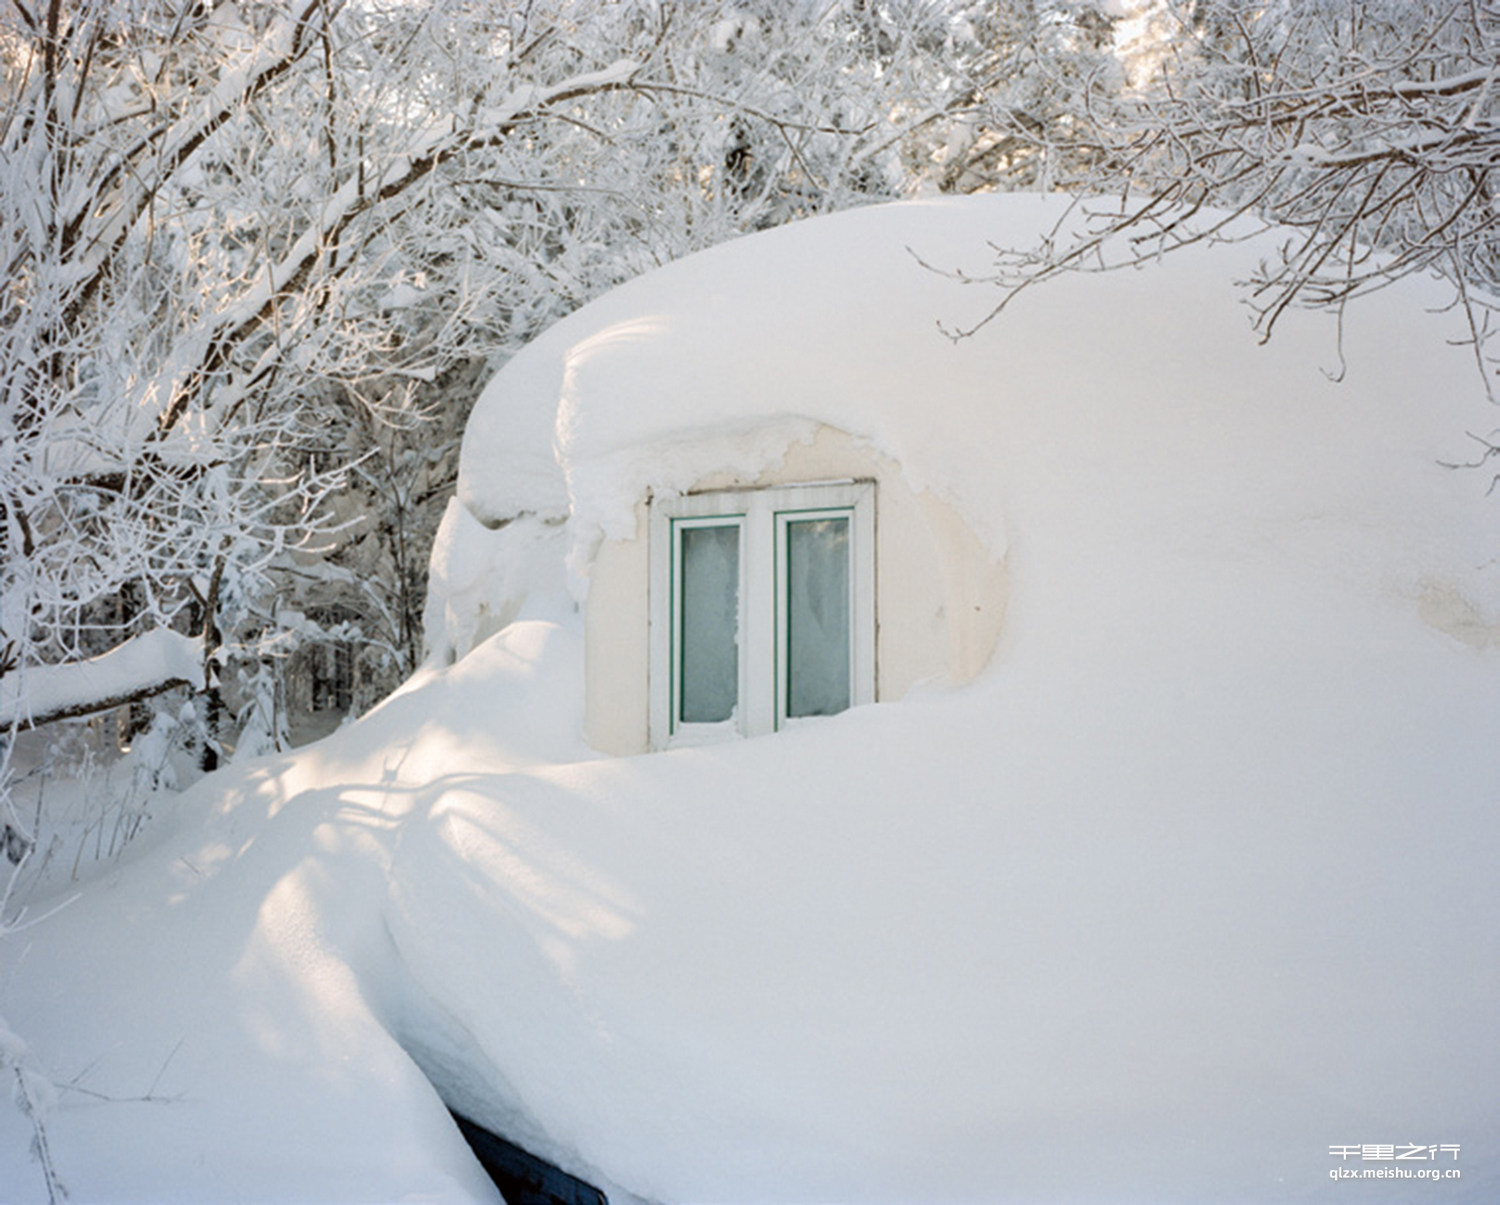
4 195 1498 1204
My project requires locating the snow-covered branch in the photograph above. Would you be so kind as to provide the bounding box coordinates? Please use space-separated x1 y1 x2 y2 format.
0 629 204 730
25 1 336 319
962 0 1500 374
144 56 643 437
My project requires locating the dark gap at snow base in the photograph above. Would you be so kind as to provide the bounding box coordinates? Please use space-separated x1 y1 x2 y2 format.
450 1111 608 1205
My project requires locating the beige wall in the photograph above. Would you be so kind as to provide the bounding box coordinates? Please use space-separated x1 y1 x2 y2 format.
583 425 1007 755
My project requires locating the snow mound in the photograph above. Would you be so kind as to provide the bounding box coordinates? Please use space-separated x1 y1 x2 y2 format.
4 195 1498 1204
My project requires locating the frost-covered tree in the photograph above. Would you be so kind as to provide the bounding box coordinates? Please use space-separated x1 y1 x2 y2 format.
907 0 1129 193
1 3 343 864
0 0 658 882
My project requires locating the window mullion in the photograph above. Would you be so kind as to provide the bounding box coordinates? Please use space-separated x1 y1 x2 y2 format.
742 493 777 738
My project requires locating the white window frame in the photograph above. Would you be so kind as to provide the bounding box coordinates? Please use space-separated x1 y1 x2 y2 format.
649 480 874 749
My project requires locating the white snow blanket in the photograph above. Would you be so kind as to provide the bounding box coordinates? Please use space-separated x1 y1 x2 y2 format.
3 195 1497 1203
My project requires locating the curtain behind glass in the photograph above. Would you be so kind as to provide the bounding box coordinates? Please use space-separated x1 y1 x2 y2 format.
679 523 740 723
786 516 850 718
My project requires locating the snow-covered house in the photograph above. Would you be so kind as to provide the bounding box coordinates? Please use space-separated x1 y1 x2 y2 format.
4 194 1497 1204
428 192 1496 756
429 210 1027 755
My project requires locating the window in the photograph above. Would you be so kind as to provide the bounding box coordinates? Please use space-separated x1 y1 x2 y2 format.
649 481 874 748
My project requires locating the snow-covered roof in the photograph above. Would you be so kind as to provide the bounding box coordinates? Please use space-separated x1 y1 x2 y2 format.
447 192 1495 647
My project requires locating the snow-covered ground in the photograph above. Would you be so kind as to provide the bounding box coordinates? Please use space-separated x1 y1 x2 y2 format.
3 195 1497 1203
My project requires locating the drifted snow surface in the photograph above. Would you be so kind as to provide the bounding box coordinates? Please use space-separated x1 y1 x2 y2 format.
3 196 1498 1204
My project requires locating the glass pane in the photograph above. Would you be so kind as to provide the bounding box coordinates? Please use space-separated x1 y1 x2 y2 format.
679 523 739 724
786 516 850 718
